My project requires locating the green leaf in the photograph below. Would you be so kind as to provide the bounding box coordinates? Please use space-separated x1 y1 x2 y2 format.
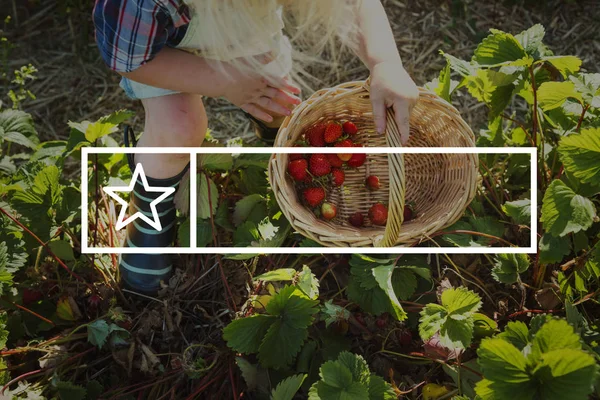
201 153 233 171
502 199 531 225
372 264 407 321
254 268 296 282
442 51 478 77
346 255 398 317
197 173 219 219
321 301 350 328
83 120 119 142
87 320 111 349
0 109 38 148
539 233 571 264
336 352 371 385
56 381 86 400
297 265 319 300
271 374 306 400
497 321 530 350
0 312 8 349
440 317 475 350
538 81 583 111
436 63 453 101
473 313 498 339
320 360 353 388
529 319 582 362
233 194 265 227
391 269 417 301
48 240 75 261
515 24 545 55
558 128 600 187
533 349 598 400
473 29 527 66
85 381 104 400
419 303 447 341
541 56 582 78
569 73 600 107
491 253 529 284
223 314 277 354
368 375 396 400
99 109 135 125
476 338 533 393
541 179 596 237
442 287 482 316
259 319 309 369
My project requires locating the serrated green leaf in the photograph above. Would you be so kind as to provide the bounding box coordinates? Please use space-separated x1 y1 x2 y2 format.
336 352 370 385
442 51 478 77
502 199 531 225
541 56 582 78
99 109 135 125
197 173 218 219
530 319 582 362
83 121 118 142
440 317 475 350
558 128 600 187
201 153 233 171
539 233 571 264
419 303 447 341
56 381 86 400
515 24 545 55
87 319 111 349
234 221 260 246
254 268 296 282
320 360 353 388
0 109 38 149
0 312 8 349
538 81 583 111
533 349 598 400
321 301 350 328
442 287 482 316
233 194 265 227
271 374 306 400
473 313 498 339
569 73 600 107
223 314 277 354
473 30 527 66
391 269 417 301
541 179 596 237
491 253 529 284
372 264 407 321
258 319 309 369
368 375 396 400
497 321 530 350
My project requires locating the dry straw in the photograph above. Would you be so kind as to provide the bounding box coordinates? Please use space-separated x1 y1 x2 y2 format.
269 79 478 247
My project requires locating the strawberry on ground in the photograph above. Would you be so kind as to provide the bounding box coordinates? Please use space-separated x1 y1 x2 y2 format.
369 203 388 225
287 159 308 181
324 122 343 143
331 169 345 186
366 175 380 190
321 202 337 220
342 121 358 135
303 187 326 207
326 153 344 168
305 124 326 147
309 154 331 176
348 212 364 227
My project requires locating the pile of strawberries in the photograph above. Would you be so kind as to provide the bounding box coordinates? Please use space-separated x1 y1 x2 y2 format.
286 121 414 227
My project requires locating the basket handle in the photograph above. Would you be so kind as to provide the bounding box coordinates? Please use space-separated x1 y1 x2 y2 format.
362 78 406 247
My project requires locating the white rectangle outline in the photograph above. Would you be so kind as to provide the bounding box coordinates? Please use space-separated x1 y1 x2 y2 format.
81 147 537 254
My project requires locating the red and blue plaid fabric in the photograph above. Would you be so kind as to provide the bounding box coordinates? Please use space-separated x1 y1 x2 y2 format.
93 0 190 73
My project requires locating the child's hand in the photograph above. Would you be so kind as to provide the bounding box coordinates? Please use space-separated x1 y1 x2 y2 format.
369 61 419 144
221 63 301 123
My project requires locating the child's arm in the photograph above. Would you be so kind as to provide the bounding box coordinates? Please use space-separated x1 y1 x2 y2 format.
354 0 419 143
122 47 301 122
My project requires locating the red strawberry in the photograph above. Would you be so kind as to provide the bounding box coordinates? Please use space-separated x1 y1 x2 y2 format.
303 187 326 207
375 315 388 329
366 175 380 190
347 153 366 168
22 288 42 305
369 203 388 225
335 139 353 162
348 212 364 227
326 153 344 168
403 203 416 221
287 159 308 181
87 294 102 309
309 154 331 177
331 169 345 186
324 122 343 143
305 124 326 147
398 329 413 346
342 121 358 135
321 202 337 220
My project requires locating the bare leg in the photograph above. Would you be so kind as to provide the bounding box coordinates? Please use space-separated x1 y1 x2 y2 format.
135 93 208 178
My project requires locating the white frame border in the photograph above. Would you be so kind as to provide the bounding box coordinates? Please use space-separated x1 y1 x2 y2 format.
81 147 537 254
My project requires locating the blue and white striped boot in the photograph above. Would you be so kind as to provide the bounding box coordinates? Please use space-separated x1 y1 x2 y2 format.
119 126 188 294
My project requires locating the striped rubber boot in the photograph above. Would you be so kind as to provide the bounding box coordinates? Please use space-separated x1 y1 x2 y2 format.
119 126 188 294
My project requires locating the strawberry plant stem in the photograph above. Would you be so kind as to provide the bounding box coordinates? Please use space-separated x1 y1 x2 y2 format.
4 299 55 326
576 104 590 132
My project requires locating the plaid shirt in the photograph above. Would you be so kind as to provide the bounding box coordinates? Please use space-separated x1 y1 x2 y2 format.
93 0 190 73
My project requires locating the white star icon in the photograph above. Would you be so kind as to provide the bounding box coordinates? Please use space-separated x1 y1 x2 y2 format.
103 163 176 232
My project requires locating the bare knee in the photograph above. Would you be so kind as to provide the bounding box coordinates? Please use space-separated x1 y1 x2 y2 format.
141 93 207 148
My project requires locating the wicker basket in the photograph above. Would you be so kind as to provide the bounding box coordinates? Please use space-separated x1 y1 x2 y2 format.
268 79 478 247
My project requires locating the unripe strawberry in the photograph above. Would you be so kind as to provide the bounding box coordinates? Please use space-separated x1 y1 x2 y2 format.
321 202 337 220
